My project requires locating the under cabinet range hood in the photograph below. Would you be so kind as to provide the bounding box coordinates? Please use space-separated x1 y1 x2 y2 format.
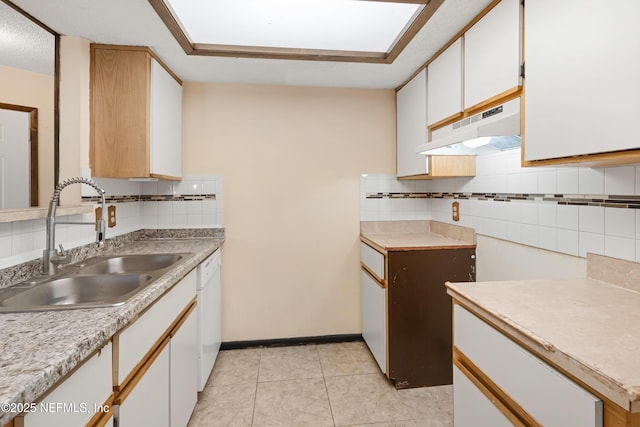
416 98 521 155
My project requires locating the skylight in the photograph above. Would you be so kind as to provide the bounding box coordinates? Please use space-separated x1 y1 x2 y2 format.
149 0 443 63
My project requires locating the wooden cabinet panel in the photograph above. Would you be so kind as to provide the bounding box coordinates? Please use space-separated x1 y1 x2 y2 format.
464 0 522 109
91 47 150 178
91 45 182 179
387 248 475 388
523 0 640 162
427 38 463 126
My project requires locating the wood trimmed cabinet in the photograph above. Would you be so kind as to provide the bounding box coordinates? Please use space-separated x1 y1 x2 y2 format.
522 0 640 166
453 303 602 426
114 269 198 427
90 45 183 180
8 266 202 427
14 343 114 427
360 240 476 388
463 0 522 111
396 68 476 179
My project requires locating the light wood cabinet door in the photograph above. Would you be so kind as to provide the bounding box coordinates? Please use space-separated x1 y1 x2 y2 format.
464 0 522 109
91 45 182 179
523 0 640 162
396 69 429 177
427 37 463 126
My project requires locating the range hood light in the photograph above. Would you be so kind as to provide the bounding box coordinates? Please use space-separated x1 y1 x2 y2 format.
462 136 491 148
415 98 521 155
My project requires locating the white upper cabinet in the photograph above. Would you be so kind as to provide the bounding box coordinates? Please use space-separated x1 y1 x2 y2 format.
464 0 522 109
427 38 463 126
523 0 640 162
150 58 183 178
396 69 429 177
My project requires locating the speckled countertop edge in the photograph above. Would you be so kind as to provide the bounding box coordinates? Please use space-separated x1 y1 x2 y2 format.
0 228 224 425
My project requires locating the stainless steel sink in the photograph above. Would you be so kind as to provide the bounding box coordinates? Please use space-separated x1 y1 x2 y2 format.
0 274 152 311
76 253 185 274
0 252 191 312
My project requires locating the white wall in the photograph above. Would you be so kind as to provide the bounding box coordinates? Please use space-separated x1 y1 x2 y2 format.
182 83 396 342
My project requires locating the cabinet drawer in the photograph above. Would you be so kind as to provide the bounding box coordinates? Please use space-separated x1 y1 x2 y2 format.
20 342 112 427
454 305 602 427
115 269 197 385
360 242 384 282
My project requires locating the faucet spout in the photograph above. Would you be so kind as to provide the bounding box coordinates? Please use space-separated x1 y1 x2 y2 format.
43 177 107 275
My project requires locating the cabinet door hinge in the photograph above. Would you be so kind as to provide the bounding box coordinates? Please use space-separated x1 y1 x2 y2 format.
520 63 525 79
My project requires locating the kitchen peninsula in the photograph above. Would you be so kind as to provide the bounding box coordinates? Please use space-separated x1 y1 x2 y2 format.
447 253 640 426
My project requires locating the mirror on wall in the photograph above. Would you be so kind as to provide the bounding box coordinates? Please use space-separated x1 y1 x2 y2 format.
0 0 57 209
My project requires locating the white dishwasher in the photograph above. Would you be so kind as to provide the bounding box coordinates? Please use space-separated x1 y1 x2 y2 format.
197 249 221 391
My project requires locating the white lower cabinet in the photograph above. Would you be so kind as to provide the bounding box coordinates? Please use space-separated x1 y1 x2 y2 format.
360 269 386 373
18 342 113 427
453 365 512 427
453 304 603 427
115 269 198 427
170 309 198 427
117 343 170 427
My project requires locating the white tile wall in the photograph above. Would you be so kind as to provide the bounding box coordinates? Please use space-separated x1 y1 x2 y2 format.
360 174 431 221
0 174 223 268
362 149 640 263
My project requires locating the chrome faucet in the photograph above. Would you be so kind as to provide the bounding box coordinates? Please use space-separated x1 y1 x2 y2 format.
43 177 107 275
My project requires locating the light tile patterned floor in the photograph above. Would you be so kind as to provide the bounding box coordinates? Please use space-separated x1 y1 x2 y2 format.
188 341 453 427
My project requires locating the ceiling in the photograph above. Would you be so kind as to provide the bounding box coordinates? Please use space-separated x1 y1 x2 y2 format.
8 0 493 89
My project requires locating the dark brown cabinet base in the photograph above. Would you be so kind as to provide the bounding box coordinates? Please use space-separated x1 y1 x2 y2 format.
387 248 476 389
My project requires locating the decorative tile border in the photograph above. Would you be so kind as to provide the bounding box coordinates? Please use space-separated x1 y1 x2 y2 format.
82 194 217 203
366 192 640 209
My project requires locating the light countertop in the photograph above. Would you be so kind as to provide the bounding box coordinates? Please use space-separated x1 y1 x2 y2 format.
446 257 640 413
360 220 476 252
0 230 223 425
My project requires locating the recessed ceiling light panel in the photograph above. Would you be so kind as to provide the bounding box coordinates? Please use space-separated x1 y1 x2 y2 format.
150 0 444 62
166 0 421 52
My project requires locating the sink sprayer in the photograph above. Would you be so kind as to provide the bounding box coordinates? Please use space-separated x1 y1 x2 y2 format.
43 177 106 275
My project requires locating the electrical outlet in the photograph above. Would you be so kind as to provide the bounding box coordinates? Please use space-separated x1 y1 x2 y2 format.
452 201 460 222
108 205 117 228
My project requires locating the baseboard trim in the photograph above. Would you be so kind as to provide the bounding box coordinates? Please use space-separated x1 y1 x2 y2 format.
220 333 363 351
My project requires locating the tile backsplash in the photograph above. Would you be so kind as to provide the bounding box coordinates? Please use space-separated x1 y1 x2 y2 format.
0 174 223 269
362 148 640 263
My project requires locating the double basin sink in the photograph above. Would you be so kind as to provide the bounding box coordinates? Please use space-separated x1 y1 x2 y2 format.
0 253 191 312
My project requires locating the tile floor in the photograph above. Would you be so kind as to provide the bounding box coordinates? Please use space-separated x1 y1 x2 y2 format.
187 341 453 427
